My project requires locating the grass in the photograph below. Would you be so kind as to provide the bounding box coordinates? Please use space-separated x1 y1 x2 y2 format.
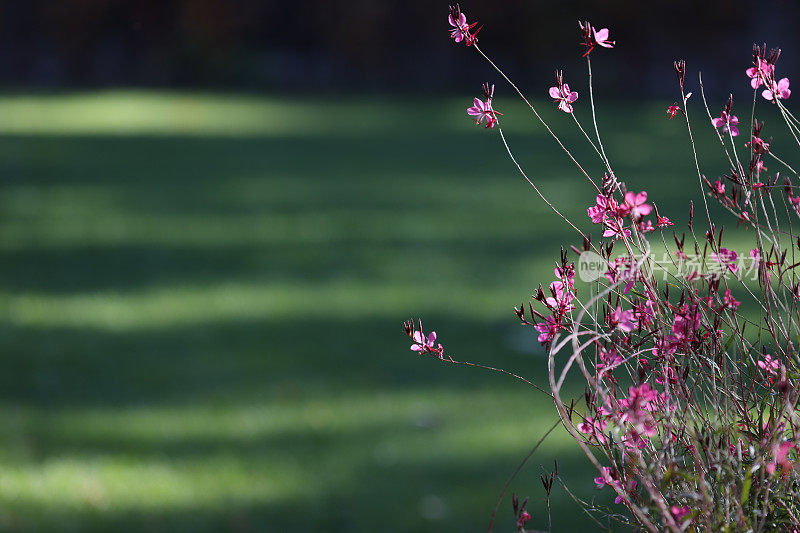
0 90 770 531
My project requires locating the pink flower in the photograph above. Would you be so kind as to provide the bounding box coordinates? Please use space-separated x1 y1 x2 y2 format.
624 191 652 220
587 194 618 224
516 510 531 529
545 280 575 313
596 347 624 371
447 7 468 42
549 71 578 113
790 194 800 215
670 505 692 522
593 467 612 488
666 104 681 119
750 248 761 262
748 127 770 153
766 441 795 476
578 416 608 444
746 57 775 89
467 83 502 129
535 315 560 344
410 330 443 356
579 21 614 56
602 220 631 240
711 247 739 274
758 354 780 376
712 179 725 195
609 306 636 332
592 27 614 49
448 4 481 46
723 288 740 309
763 77 791 101
711 110 739 137
613 479 637 504
555 263 576 285
621 383 658 412
657 215 673 228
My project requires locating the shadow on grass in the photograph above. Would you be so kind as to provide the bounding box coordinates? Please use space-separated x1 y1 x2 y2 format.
0 100 732 531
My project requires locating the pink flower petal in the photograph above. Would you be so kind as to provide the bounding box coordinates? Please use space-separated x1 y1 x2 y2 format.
594 28 609 41
548 86 561 99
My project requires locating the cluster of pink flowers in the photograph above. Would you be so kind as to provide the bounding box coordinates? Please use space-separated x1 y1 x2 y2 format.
747 45 791 101
587 188 656 239
418 12 800 530
532 262 576 345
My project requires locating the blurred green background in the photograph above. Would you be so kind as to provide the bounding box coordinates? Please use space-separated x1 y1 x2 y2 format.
0 90 757 531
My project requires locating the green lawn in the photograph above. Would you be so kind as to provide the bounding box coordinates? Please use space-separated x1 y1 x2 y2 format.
0 90 766 531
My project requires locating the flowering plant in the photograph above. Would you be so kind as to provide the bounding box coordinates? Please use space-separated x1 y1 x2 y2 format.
405 5 800 532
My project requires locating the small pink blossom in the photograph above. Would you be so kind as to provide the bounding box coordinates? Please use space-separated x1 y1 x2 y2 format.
624 191 653 220
447 8 468 42
545 280 575 313
555 263 576 285
711 110 740 137
587 194 618 224
516 510 531 529
722 288 740 309
790 194 800 215
666 104 681 119
758 354 780 376
447 4 481 46
746 57 775 89
410 330 443 355
549 71 578 113
657 215 673 228
712 179 725 195
609 306 636 332
710 247 739 274
593 467 612 489
534 315 560 344
670 505 692 522
578 416 608 444
766 441 795 476
750 248 761 262
613 479 637 504
596 347 623 371
763 77 791 101
592 27 614 49
466 83 502 129
602 220 631 240
579 21 614 56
